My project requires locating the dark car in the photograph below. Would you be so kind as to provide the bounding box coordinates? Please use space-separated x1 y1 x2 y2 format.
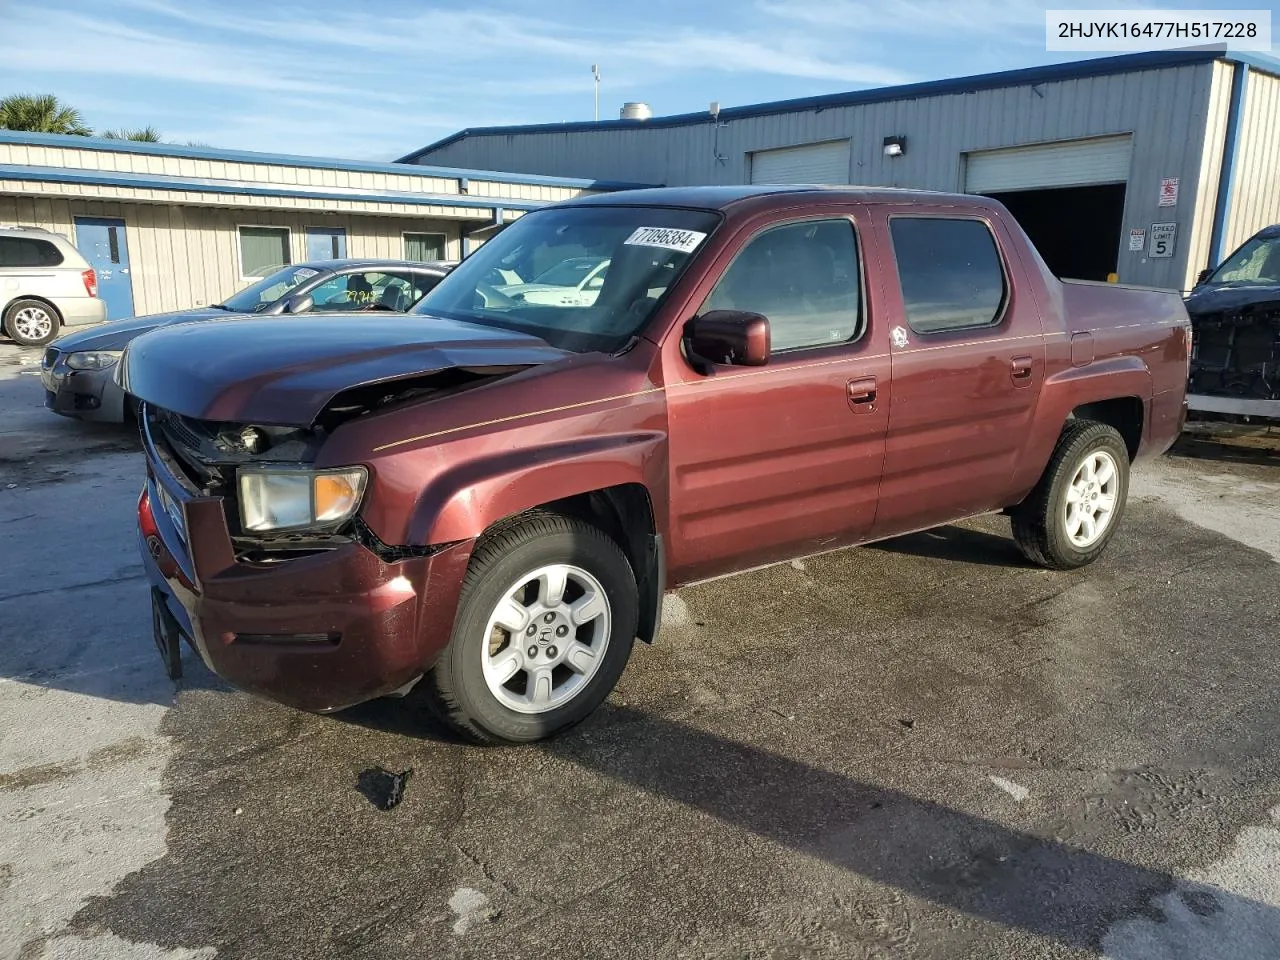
124 186 1189 744
41 259 454 422
1185 224 1280 422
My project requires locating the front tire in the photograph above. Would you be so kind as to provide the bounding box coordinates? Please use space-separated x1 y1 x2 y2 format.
423 513 638 744
1011 420 1130 570
4 299 61 347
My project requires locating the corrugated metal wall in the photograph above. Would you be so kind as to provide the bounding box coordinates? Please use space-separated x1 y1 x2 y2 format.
0 196 462 316
1224 69 1280 253
1184 61 1235 288
418 63 1222 290
0 141 594 205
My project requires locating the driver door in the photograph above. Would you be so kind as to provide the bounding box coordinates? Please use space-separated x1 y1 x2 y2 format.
661 209 893 585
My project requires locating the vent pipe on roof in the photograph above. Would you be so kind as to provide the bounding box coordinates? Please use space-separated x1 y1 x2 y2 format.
619 102 652 121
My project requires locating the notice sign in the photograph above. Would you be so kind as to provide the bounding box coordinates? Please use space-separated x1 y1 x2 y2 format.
1149 221 1177 258
1128 228 1146 251
1159 177 1179 207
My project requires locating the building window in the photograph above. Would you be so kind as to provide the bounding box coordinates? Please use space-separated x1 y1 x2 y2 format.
239 226 292 278
700 218 862 352
404 232 447 262
889 217 1006 334
305 226 347 261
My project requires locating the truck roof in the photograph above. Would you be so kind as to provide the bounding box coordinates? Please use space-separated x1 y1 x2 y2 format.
562 184 990 211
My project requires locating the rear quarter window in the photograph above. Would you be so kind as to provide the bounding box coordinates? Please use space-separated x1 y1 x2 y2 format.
0 236 65 268
889 217 1006 334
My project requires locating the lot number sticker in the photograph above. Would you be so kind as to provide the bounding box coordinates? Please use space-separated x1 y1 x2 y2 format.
1149 222 1177 259
624 226 708 253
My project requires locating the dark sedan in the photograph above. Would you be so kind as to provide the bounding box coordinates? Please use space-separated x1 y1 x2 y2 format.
40 258 454 422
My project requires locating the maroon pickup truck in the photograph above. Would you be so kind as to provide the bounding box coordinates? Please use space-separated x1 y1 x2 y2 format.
123 186 1190 744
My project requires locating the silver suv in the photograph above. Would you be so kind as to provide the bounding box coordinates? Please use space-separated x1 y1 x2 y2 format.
1 226 107 347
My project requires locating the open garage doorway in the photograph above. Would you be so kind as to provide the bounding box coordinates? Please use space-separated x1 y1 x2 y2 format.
965 134 1132 282
984 183 1126 281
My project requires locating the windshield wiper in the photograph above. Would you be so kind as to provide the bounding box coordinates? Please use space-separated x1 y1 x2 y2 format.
209 303 237 311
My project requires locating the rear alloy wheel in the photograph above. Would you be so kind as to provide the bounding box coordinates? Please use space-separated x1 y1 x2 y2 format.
4 299 61 347
1011 419 1131 570
423 513 638 744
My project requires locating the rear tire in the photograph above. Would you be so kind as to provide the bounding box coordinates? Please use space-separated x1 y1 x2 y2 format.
422 512 638 744
1010 420 1130 570
4 299 61 347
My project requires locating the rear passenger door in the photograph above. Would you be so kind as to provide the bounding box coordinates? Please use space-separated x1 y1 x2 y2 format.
870 208 1046 539
662 211 893 584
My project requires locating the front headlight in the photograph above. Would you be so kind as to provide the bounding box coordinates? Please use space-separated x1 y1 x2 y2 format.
66 350 122 371
238 466 368 533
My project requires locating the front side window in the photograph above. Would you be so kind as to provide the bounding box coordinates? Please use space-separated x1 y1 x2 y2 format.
890 218 1006 334
239 226 291 279
309 271 416 312
701 219 861 352
0 236 64 267
418 206 720 354
1210 233 1280 285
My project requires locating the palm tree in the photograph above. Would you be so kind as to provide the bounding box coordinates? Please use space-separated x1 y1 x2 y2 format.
0 94 91 135
102 126 162 142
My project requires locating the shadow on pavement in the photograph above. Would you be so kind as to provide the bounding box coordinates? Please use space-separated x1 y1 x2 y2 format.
542 706 1263 954
868 524 1031 568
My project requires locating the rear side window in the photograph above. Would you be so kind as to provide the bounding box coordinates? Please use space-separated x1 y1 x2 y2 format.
0 237 65 267
701 218 862 352
890 218 1005 334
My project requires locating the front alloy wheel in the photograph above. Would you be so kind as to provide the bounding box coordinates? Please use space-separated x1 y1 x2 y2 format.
481 563 612 714
422 512 638 744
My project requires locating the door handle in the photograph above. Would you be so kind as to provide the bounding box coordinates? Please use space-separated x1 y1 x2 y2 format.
1010 356 1034 386
847 376 877 412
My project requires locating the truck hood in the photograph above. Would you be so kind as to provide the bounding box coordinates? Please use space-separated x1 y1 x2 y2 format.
1185 282 1280 317
120 312 571 425
51 307 239 351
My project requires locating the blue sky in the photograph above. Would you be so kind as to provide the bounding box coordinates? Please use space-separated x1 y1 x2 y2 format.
0 0 1270 161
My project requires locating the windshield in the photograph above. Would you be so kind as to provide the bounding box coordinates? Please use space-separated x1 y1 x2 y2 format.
220 265 322 312
1208 233 1280 285
531 257 608 287
415 206 721 353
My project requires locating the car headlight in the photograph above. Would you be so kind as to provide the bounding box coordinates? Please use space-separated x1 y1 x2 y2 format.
238 466 368 533
65 350 122 371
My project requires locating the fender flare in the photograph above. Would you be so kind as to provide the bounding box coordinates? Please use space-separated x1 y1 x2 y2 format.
1012 357 1152 495
410 431 665 546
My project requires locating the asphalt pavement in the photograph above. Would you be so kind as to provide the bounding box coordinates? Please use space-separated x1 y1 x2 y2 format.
2 341 1279 960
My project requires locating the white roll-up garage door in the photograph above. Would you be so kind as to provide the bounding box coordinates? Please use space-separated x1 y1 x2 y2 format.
964 135 1133 194
749 140 851 184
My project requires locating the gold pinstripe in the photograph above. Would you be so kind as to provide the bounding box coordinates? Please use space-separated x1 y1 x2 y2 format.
370 320 1179 451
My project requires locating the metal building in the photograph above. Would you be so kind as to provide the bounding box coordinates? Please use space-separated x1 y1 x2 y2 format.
0 131 638 319
401 49 1280 293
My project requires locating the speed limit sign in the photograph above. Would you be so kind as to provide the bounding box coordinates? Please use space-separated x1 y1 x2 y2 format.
1149 222 1177 259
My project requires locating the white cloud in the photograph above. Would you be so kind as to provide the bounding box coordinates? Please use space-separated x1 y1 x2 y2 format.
757 0 1051 39
0 0 920 155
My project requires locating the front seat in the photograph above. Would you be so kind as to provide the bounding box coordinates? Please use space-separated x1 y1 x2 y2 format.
376 283 406 311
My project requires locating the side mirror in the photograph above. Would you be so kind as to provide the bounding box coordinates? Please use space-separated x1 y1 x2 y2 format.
283 293 314 314
682 310 770 374
1196 268 1213 285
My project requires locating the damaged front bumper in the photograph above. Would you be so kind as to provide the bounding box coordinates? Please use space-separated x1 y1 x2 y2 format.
137 405 472 712
1187 299 1280 423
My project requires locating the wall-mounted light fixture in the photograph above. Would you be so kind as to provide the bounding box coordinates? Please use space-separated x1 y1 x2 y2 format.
883 135 907 158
